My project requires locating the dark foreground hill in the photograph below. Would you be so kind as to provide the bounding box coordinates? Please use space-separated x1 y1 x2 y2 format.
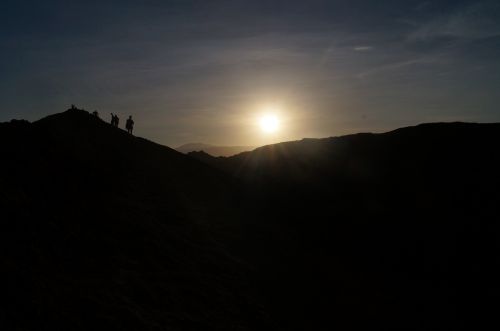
0 109 269 330
2 110 500 330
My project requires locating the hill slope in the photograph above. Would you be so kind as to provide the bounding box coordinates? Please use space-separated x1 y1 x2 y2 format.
0 109 269 330
3 111 500 330
190 122 500 330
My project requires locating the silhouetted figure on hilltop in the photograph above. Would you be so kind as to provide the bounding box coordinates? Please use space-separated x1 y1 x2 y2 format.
70 104 77 110
110 113 119 127
92 110 99 118
126 116 134 134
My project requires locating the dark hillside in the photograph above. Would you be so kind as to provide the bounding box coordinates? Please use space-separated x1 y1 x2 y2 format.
191 122 500 330
0 109 269 330
3 110 500 330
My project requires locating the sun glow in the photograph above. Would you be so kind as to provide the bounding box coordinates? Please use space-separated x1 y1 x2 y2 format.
259 114 280 133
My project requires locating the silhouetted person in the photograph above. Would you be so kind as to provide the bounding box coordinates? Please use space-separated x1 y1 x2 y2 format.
110 113 119 127
93 110 99 118
126 116 134 134
71 104 77 110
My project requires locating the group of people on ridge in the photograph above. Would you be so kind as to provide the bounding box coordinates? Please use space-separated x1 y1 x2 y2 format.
69 105 135 135
111 113 134 134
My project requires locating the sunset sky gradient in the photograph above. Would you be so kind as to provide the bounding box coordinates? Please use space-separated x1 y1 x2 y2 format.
1 0 499 146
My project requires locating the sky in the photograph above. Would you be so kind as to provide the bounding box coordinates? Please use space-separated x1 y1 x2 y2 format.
1 0 500 147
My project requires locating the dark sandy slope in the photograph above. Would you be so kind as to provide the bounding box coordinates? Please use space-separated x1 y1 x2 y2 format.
2 108 500 330
0 109 269 331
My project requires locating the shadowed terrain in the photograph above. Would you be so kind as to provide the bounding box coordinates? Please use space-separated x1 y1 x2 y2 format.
2 109 500 330
190 122 500 330
0 109 269 331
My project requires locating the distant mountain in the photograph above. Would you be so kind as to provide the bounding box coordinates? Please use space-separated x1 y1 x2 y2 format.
176 142 255 157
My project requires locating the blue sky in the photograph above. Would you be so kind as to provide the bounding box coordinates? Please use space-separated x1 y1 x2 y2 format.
1 0 499 146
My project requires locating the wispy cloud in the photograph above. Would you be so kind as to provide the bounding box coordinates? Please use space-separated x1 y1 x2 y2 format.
354 46 373 52
357 57 437 79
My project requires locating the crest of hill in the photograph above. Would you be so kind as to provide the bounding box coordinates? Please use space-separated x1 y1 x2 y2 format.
189 121 500 183
17 108 231 197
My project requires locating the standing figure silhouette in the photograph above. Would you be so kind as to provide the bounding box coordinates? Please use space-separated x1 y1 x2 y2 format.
110 113 120 127
126 116 134 134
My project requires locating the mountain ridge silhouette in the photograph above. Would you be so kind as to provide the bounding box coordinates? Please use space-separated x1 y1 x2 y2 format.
187 120 500 330
2 109 500 330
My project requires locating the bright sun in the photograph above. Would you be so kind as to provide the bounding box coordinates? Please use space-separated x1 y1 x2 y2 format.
259 114 280 133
